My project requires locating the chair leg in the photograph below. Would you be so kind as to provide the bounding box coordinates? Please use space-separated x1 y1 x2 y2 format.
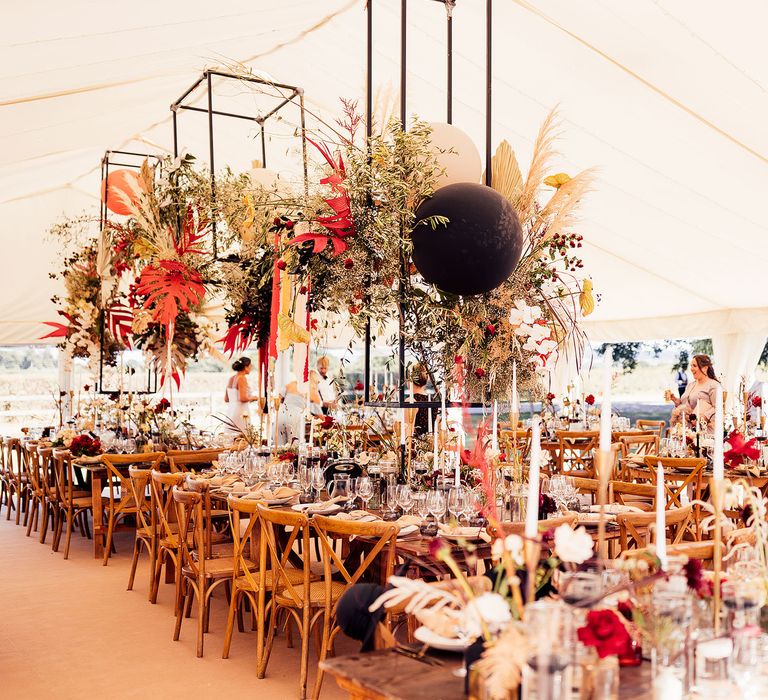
147 541 157 602
52 509 63 552
197 586 206 658
103 511 115 566
222 589 239 659
311 614 332 700
25 496 37 537
127 539 141 590
63 512 74 560
39 502 49 544
299 606 312 700
173 579 186 642
257 603 278 679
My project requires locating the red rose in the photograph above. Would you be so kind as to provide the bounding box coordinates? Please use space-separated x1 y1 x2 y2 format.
299 286 308 294
354 381 364 391
279 452 297 461
585 394 595 405
752 396 763 408
285 220 294 230
577 610 633 658
486 323 496 335
474 368 486 379
348 305 360 315
546 392 556 401
273 217 281 226
321 415 335 430
154 398 171 414
83 384 91 392
276 259 287 270
343 258 354 270
724 430 761 468
454 355 464 364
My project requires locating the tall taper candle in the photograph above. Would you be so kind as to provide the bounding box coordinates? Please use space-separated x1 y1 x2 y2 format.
713 383 724 481
655 461 668 568
599 351 612 453
525 417 542 539
433 415 439 470
492 400 498 451
511 361 518 422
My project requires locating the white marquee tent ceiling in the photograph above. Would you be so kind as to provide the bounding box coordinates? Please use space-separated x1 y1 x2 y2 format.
2 0 767 349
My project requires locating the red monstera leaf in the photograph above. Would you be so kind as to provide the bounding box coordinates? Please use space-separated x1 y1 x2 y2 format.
136 260 205 327
106 304 133 348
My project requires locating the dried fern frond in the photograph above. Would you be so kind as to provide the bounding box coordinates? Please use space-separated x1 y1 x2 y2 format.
517 108 561 225
485 140 523 206
474 624 528 700
535 168 596 241
368 576 461 614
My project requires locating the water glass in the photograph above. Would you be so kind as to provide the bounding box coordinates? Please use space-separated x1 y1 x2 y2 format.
357 477 374 510
310 467 326 499
427 490 446 524
447 486 465 523
396 484 414 514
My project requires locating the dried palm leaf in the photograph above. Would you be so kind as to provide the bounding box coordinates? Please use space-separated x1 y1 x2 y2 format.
484 140 524 206
535 168 595 241
517 108 561 225
474 624 528 700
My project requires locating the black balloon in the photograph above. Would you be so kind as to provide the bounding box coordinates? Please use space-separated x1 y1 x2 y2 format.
411 183 523 296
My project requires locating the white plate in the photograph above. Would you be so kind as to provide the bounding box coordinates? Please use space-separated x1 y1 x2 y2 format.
291 502 342 515
397 524 420 538
413 626 468 652
438 527 483 541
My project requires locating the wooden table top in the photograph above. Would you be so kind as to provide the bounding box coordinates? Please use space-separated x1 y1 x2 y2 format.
321 649 652 700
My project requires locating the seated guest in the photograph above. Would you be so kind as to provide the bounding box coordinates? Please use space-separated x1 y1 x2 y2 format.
668 354 719 430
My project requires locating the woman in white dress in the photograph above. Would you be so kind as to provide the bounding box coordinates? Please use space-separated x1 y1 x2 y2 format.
668 354 720 430
223 357 258 432
277 374 307 446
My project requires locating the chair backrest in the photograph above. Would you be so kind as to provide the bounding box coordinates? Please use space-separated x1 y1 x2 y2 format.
102 453 165 513
128 467 154 535
620 540 714 564
37 447 58 502
499 429 531 460
487 514 579 539
555 431 600 476
150 470 186 540
311 515 398 613
619 434 659 459
24 443 43 494
616 504 693 551
609 480 656 504
172 487 206 581
166 449 224 473
7 438 23 480
636 420 665 439
257 505 313 607
52 449 78 507
228 495 262 587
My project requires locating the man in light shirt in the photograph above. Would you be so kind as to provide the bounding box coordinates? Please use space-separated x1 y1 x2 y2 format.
316 356 339 414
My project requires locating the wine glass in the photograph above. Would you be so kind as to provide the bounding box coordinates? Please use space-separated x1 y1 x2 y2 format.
415 492 430 522
357 477 374 511
311 467 326 500
427 490 446 525
396 485 414 515
447 486 465 524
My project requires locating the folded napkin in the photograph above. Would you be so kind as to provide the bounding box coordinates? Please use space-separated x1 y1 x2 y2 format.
254 486 298 500
589 504 644 515
396 515 422 527
396 524 420 539
438 525 483 539
306 501 341 515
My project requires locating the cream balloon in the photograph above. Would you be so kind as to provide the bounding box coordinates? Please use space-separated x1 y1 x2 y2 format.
427 122 482 189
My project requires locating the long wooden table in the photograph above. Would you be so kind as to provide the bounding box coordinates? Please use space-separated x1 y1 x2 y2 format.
322 649 652 700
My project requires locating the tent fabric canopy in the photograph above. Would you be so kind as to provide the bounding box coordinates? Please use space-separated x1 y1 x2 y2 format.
3 1 767 387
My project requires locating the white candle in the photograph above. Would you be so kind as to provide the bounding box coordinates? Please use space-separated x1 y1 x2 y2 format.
433 415 439 470
400 409 406 445
428 407 433 436
656 461 668 569
308 415 314 449
695 399 701 434
492 400 498 451
454 452 461 486
441 392 446 424
599 352 612 453
713 383 724 481
511 362 518 422
525 417 542 538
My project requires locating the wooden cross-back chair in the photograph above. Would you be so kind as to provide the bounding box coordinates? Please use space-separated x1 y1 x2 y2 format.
621 540 714 567
6 438 25 524
0 436 11 519
127 466 156 597
499 428 532 461
617 434 659 479
184 475 231 558
23 443 45 538
166 449 224 473
52 449 96 559
609 480 656 511
101 452 165 567
222 496 309 666
636 419 666 440
310 515 399 700
555 430 600 477
35 447 60 545
616 504 693 553
171 486 241 658
149 470 186 604
256 505 319 700
487 514 578 541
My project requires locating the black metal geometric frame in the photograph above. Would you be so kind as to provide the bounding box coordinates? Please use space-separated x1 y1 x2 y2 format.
97 149 162 394
362 0 495 410
169 69 309 259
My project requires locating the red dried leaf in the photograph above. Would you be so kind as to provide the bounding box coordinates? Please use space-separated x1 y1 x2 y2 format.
136 260 205 327
106 304 133 348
